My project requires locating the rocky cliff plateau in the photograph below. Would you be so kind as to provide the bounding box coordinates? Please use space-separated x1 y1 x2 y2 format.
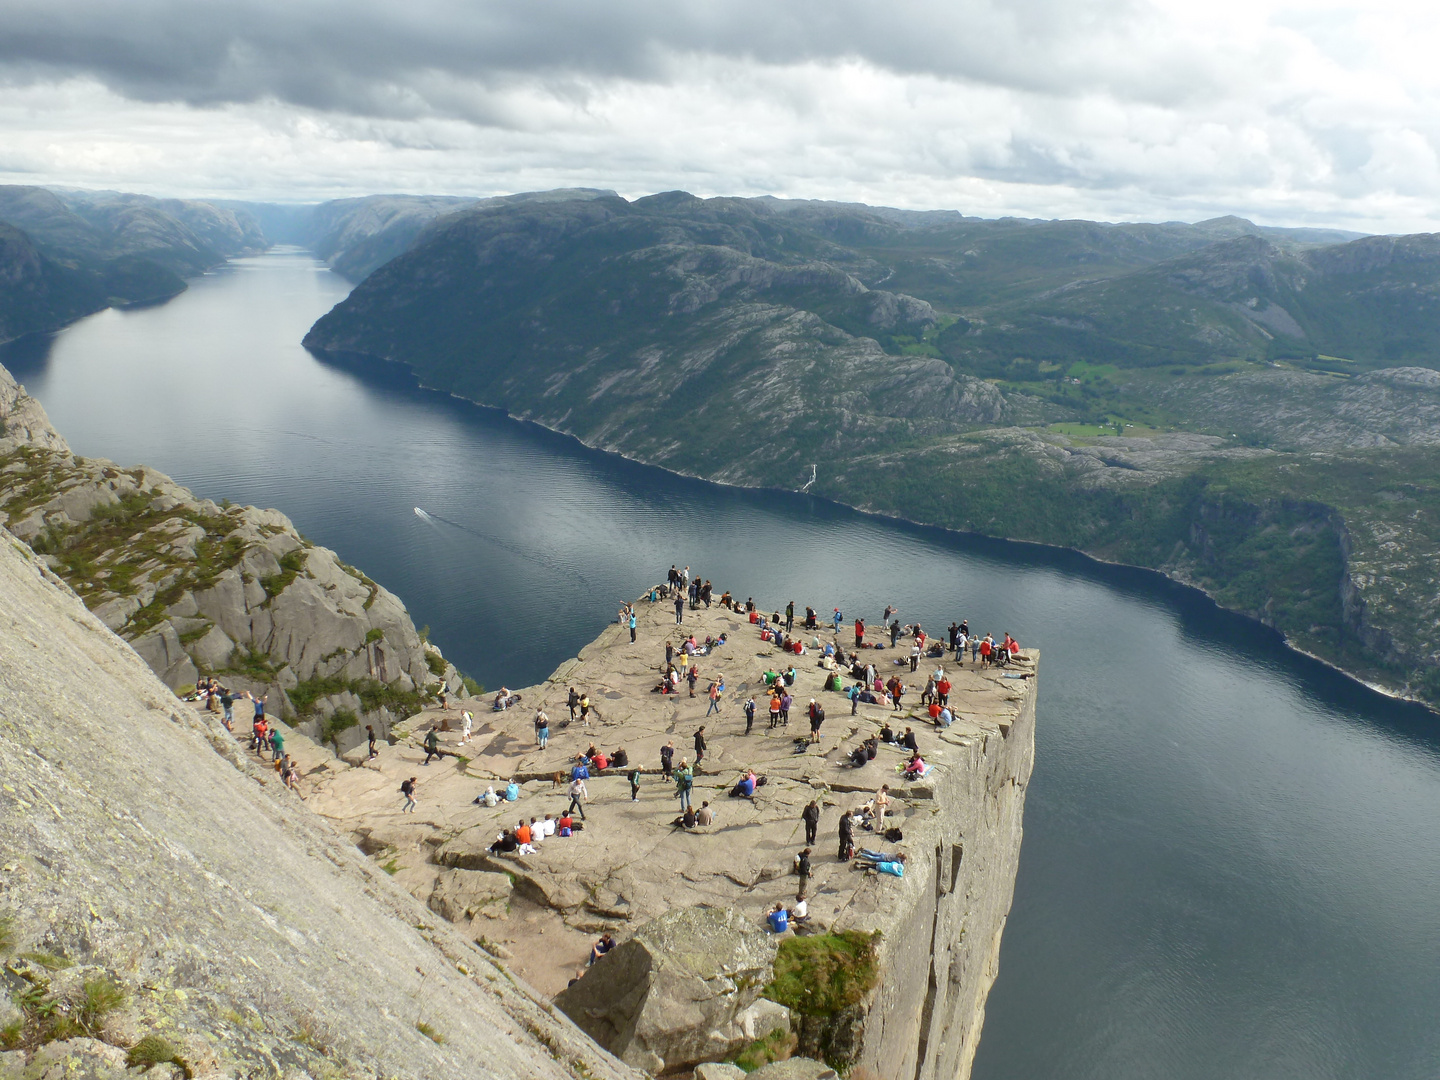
0 361 462 753
294 598 1036 1080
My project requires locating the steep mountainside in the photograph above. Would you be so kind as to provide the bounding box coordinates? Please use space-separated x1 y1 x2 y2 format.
0 185 270 337
306 192 1041 484
0 361 465 752
0 223 107 343
0 525 638 1080
305 191 1440 706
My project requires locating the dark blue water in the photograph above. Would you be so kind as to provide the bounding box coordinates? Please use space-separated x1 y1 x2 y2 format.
7 250 1439 1080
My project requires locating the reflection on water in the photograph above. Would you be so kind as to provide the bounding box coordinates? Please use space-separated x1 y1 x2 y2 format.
8 250 1440 1080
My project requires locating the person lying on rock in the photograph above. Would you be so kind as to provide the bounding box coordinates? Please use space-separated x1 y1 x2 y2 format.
854 851 906 877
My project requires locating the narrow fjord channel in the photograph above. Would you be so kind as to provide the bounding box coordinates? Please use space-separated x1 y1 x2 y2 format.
7 249 1440 1080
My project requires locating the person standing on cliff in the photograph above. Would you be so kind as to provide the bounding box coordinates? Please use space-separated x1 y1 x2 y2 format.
400 776 417 813
534 706 550 749
706 680 721 717
674 594 685 624
693 726 707 766
874 785 891 830
422 726 440 765
786 601 795 632
567 687 580 720
795 848 812 900
366 724 378 760
675 760 693 811
854 617 865 648
629 609 638 642
566 775 588 820
838 808 854 860
661 740 675 779
802 800 820 845
948 622 960 653
629 767 641 802
460 709 474 745
744 695 756 734
883 603 896 625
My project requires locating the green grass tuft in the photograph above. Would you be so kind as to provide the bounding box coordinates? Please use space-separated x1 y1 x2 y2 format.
762 931 881 1018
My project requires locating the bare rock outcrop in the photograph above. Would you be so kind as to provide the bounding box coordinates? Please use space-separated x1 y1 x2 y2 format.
0 527 639 1080
554 906 778 1074
0 360 464 752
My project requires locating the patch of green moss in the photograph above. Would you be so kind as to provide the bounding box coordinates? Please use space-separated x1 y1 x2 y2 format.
763 931 881 1018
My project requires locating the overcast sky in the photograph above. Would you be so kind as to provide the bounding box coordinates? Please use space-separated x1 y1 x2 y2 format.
2 0 1438 232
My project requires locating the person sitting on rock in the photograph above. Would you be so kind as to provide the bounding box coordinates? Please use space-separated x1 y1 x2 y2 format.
696 801 715 826
610 746 629 768
848 744 869 768
488 830 519 855
589 933 615 965
730 771 757 798
880 722 897 744
789 897 809 924
937 706 954 728
673 806 699 829
767 903 790 934
904 752 928 780
557 813 574 837
902 727 919 751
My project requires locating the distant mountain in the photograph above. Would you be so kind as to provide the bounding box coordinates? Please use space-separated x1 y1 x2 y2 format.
0 222 106 343
0 185 270 343
942 231 1440 379
305 188 616 281
304 189 1440 708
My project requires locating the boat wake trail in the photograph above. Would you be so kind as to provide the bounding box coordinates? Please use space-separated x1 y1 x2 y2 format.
411 506 592 587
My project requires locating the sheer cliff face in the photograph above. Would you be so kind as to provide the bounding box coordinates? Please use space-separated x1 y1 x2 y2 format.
0 533 639 1080
0 362 461 749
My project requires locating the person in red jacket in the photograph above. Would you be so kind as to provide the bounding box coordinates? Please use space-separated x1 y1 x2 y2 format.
854 617 866 648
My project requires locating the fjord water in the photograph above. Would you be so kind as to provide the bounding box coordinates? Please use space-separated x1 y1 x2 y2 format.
8 250 1440 1080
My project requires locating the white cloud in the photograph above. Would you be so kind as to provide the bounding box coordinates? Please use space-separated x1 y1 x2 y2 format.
1 0 1439 232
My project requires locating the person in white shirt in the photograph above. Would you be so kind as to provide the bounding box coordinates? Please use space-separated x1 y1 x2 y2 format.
540 814 556 838
461 710 474 745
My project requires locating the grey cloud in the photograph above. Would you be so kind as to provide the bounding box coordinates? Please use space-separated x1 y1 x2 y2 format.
0 0 1220 122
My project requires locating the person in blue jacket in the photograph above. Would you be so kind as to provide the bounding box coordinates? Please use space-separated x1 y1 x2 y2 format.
767 903 789 933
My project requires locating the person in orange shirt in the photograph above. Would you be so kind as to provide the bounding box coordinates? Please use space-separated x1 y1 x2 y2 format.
516 820 532 845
